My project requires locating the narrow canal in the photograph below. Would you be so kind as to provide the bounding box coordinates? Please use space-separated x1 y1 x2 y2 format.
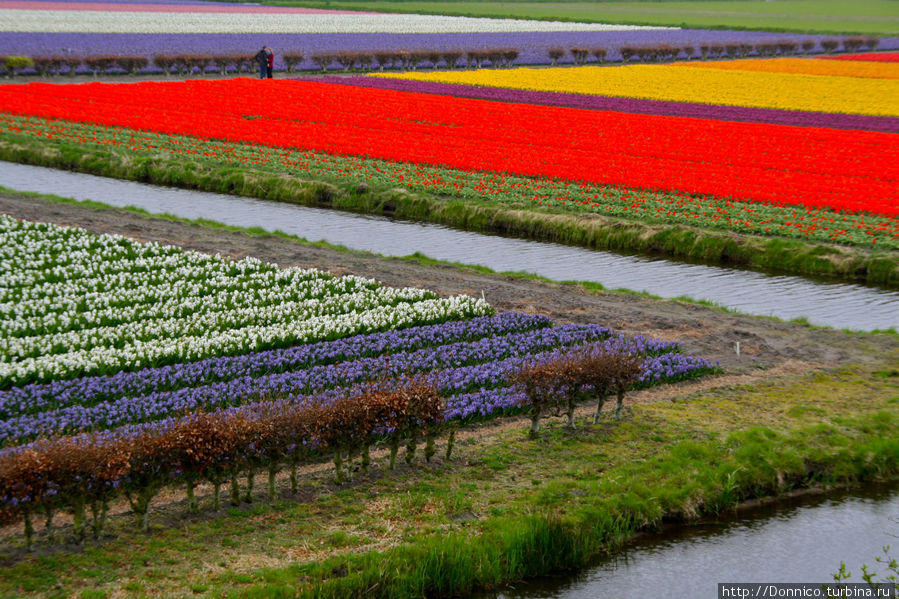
3 161 898 331
485 482 899 599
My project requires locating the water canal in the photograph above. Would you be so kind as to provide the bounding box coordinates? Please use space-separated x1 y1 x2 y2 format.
484 482 899 599
2 161 898 331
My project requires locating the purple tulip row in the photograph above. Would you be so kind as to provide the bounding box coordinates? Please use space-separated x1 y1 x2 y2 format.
0 321 714 444
317 76 899 134
6 30 896 72
0 322 620 441
0 312 552 418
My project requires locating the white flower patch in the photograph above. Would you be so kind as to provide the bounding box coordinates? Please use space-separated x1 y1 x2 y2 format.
1 9 676 34
0 215 490 386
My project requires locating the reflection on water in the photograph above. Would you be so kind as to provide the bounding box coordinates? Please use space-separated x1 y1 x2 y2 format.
485 483 899 599
3 161 898 331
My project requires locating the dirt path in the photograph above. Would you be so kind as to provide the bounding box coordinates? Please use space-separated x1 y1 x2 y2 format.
3 191 895 380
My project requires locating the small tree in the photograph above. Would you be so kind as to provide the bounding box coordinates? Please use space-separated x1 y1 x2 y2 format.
118 55 149 76
374 52 395 71
592 48 607 64
502 48 519 67
777 41 798 55
31 56 63 77
311 53 334 72
211 54 234 75
510 359 566 438
863 37 880 50
821 39 840 53
547 47 565 66
467 50 487 69
441 51 463 69
843 37 865 52
153 54 176 76
801 40 816 54
570 47 590 65
5 56 34 78
282 52 304 73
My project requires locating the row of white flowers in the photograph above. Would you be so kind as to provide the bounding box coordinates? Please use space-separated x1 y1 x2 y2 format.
2 10 674 34
0 216 490 386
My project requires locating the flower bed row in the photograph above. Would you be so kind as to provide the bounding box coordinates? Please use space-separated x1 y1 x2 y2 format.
0 322 715 545
5 30 896 73
3 114 896 250
1 79 894 219
3 9 666 34
320 75 899 133
0 326 715 550
2 39 889 77
824 52 899 62
0 312 551 419
0 215 490 388
375 63 899 117
678 56 899 79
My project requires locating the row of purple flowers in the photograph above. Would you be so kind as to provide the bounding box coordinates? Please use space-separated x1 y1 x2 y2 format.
0 317 716 445
318 75 899 134
5 31 897 73
0 312 552 418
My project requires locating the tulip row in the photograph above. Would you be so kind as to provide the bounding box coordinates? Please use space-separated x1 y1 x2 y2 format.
0 332 715 544
377 63 899 116
675 56 899 79
3 114 895 249
0 321 707 443
825 52 899 62
0 216 490 388
0 312 552 419
0 79 895 221
319 75 899 133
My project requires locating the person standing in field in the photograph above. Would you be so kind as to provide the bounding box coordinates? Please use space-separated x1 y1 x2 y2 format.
265 47 274 78
254 46 268 79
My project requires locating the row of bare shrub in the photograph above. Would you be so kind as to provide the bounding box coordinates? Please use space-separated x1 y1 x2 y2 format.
548 36 881 65
2 53 307 77
0 376 445 549
0 36 886 78
309 48 520 71
510 347 644 437
0 347 651 550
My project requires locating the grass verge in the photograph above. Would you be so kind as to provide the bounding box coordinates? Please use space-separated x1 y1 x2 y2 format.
1 362 897 597
1 133 896 288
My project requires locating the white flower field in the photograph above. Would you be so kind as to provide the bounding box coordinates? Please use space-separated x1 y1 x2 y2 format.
0 214 490 387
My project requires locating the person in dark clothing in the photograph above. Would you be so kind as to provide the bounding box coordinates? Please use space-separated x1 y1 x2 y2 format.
254 47 268 79
265 47 274 78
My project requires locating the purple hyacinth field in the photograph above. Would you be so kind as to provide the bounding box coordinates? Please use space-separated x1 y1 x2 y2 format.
0 311 716 445
6 30 897 73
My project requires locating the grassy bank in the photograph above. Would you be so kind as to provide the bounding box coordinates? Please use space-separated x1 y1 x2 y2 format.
273 0 899 36
1 361 897 597
1 131 896 288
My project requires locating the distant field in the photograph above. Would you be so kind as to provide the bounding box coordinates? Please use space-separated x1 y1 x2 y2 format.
274 0 899 35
